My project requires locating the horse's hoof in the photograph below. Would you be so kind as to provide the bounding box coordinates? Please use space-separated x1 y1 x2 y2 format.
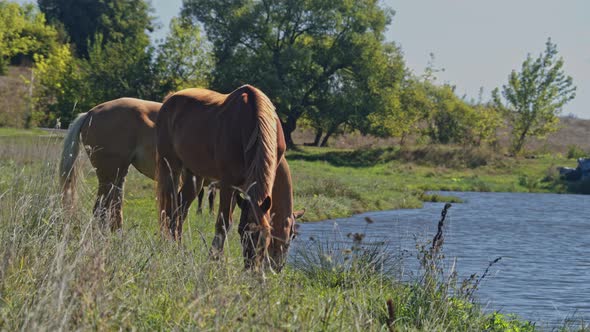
209 248 224 260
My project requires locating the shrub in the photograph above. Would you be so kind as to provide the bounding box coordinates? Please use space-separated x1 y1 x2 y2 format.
566 144 587 159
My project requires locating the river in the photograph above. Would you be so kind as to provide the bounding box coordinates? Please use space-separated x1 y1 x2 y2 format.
291 191 590 326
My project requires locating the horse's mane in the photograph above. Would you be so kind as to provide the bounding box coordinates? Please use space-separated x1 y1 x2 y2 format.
232 85 278 204
162 91 175 103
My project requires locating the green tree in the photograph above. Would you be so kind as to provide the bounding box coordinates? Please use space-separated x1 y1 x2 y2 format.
305 42 405 147
81 34 156 109
367 74 426 145
33 32 159 128
0 2 58 74
154 17 213 93
470 88 503 147
425 84 477 144
182 0 394 148
31 43 85 127
38 0 154 58
493 38 576 155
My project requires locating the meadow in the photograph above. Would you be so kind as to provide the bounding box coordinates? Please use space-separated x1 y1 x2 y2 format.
0 129 583 330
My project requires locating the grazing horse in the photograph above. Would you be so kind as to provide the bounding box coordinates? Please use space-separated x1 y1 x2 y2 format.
238 157 305 271
156 85 286 268
59 98 215 230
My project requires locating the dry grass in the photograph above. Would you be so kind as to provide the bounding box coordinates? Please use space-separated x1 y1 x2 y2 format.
293 116 590 156
526 116 590 155
0 66 32 128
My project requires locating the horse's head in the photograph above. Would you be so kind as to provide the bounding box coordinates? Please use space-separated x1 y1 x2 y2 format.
267 208 305 271
237 194 305 271
237 194 273 270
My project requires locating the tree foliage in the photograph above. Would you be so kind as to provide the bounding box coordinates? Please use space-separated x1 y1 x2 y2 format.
154 17 213 92
82 34 158 105
32 34 162 127
38 0 154 58
424 83 477 144
30 14 215 128
0 2 58 74
470 88 504 147
31 44 82 127
493 38 576 154
182 0 396 147
368 74 425 144
30 0 177 127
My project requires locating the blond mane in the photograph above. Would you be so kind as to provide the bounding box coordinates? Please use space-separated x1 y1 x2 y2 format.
238 85 278 204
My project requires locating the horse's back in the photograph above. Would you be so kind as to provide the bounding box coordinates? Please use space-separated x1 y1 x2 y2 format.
158 85 283 190
164 88 227 112
158 88 242 180
82 98 162 177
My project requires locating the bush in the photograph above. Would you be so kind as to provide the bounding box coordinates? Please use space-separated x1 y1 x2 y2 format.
566 144 587 159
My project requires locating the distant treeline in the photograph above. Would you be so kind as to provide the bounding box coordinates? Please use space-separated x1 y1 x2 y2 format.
0 0 575 153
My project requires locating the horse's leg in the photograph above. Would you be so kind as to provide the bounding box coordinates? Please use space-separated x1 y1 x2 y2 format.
210 184 236 258
156 156 182 240
177 171 201 238
110 168 129 231
93 163 129 231
196 187 205 214
208 183 216 214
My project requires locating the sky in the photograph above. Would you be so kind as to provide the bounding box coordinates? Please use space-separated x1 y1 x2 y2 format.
18 0 590 118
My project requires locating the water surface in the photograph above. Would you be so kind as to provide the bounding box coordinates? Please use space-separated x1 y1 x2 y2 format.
292 191 590 325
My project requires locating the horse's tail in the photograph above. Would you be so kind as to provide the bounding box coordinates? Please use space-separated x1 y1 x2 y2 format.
154 103 180 239
59 112 89 208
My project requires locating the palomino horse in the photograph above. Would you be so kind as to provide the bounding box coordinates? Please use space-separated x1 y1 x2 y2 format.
59 98 215 230
238 157 304 270
156 85 286 268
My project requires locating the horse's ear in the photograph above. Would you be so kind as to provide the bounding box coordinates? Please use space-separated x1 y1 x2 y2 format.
235 194 245 208
260 196 271 213
293 209 305 219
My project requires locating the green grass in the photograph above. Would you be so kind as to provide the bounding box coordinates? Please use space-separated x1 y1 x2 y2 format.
0 127 52 137
0 129 586 330
287 145 573 221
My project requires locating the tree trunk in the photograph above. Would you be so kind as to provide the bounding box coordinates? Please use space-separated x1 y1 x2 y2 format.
512 126 530 155
312 128 323 147
282 115 298 149
320 125 337 147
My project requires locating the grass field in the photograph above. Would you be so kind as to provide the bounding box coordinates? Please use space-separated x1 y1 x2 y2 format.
0 128 584 330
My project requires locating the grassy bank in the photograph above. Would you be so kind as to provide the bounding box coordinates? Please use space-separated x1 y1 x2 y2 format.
0 129 585 330
289 145 575 221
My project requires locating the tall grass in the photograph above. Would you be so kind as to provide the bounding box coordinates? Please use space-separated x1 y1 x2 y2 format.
1 133 584 330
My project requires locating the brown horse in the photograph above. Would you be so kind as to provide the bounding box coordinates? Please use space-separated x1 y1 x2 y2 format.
156 85 286 268
238 157 304 270
59 98 215 230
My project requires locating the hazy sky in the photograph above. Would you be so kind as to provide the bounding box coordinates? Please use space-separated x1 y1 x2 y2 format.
18 0 590 118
